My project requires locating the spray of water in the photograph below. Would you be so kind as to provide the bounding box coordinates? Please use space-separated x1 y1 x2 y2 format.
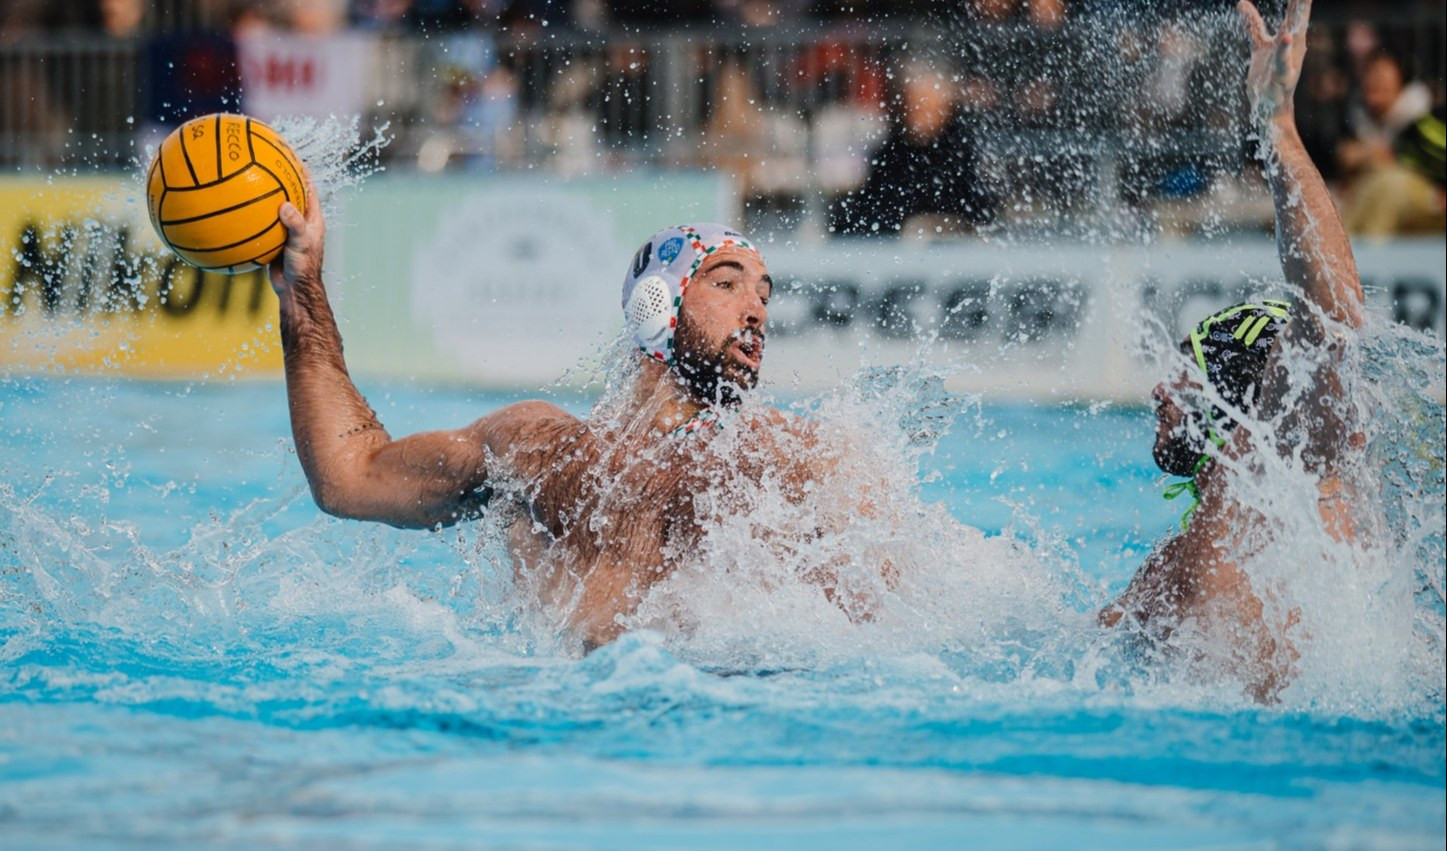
485 304 1445 716
2 11 1443 721
262 115 391 215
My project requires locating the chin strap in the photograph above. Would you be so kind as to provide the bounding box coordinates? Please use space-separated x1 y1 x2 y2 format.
1163 453 1213 530
670 406 723 438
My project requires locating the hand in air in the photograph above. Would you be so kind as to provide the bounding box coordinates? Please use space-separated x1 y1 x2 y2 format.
1238 0 1311 126
268 164 326 298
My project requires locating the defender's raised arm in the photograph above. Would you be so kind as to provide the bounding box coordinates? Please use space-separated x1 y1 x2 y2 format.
1102 2 1373 702
1240 0 1364 336
1233 0 1365 469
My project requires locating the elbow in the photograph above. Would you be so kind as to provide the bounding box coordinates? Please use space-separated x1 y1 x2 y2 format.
308 478 356 520
302 450 384 521
304 466 376 522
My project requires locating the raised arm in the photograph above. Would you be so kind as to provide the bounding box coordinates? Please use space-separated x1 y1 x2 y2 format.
268 177 578 529
1240 0 1363 337
1232 0 1366 473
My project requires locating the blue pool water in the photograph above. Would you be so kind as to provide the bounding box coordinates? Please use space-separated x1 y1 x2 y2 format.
1 376 1444 849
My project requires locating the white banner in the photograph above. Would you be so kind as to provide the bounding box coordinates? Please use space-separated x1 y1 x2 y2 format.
329 173 736 386
328 174 1444 398
759 239 1445 399
237 33 374 121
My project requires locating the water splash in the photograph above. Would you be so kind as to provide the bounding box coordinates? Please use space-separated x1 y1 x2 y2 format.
1 116 389 377
265 115 392 216
468 308 1445 717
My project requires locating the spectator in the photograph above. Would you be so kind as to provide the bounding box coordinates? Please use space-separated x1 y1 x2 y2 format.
592 42 654 152
715 0 807 28
1396 108 1446 189
352 0 559 33
538 58 600 174
606 0 716 28
100 0 147 36
1338 51 1443 236
1294 23 1350 185
969 0 1066 29
138 9 244 145
423 30 521 170
350 0 412 28
285 0 348 33
0 0 66 166
698 60 766 181
828 61 998 237
696 58 807 198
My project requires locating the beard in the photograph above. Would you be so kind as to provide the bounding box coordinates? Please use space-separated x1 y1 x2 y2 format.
673 316 757 407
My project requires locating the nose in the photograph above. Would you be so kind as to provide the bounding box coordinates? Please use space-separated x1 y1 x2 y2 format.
742 287 766 328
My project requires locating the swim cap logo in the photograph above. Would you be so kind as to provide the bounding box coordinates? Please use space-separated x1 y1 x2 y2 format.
658 237 684 265
631 242 652 279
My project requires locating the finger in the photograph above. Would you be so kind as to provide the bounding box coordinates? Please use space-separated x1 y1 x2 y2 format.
1237 1 1271 48
1285 0 1311 35
1275 33 1293 76
277 201 306 235
302 185 323 228
298 160 322 222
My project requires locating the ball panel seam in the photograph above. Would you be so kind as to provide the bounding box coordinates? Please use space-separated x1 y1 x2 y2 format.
167 220 285 255
159 187 283 227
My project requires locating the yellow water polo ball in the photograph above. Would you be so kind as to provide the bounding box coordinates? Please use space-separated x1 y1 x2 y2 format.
145 113 306 274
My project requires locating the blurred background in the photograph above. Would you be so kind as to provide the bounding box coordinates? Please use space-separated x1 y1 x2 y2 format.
3 0 1444 239
1 0 1443 391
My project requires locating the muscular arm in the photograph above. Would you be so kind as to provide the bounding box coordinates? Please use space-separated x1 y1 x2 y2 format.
1262 120 1363 335
269 179 579 529
1240 0 1362 335
1237 0 1364 436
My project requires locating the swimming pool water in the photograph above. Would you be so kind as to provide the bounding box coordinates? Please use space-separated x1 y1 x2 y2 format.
1 377 1443 849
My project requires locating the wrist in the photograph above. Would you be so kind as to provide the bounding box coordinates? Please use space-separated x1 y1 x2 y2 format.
277 274 328 322
1266 110 1300 141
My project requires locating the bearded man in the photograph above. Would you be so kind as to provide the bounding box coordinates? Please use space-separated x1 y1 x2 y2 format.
269 215 866 648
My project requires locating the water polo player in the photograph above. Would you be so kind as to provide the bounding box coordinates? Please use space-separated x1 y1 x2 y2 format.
266 198 884 648
1100 0 1368 701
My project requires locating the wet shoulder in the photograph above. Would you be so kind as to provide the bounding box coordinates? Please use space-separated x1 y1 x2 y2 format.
480 400 593 481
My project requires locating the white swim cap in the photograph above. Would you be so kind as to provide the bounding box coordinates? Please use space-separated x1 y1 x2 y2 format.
621 223 762 365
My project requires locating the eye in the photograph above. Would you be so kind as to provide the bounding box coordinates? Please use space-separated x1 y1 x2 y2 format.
715 278 734 289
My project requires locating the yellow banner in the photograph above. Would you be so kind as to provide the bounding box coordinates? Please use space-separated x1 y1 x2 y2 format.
0 177 282 378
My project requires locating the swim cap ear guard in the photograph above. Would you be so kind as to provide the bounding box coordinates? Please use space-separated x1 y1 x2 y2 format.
621 223 761 366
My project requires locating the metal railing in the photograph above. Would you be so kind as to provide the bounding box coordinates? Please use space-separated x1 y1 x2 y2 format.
3 10 1443 237
0 37 139 169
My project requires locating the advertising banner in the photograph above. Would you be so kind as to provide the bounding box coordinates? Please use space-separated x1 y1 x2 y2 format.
327 172 735 386
236 33 375 122
328 172 1443 398
760 238 1446 399
0 178 281 378
4 172 1440 401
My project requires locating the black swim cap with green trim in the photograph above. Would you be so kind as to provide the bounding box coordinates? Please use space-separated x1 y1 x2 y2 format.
1161 299 1291 528
1181 299 1290 430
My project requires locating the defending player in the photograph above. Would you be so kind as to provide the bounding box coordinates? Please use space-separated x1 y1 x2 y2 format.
1100 0 1367 701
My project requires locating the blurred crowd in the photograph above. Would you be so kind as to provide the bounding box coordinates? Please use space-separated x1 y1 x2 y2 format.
2 0 1442 239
